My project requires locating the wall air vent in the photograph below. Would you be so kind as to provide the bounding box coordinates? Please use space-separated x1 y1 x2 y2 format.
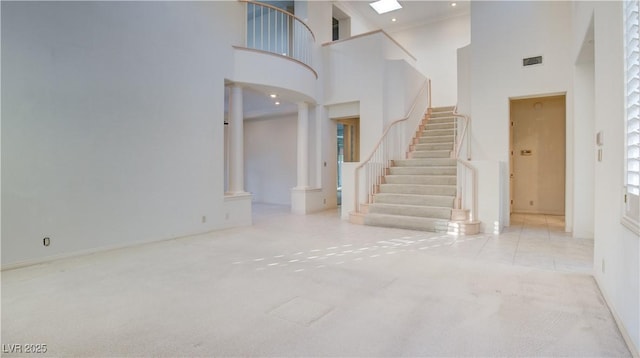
523 56 543 67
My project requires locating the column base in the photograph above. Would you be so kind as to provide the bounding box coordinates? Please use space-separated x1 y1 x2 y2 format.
225 191 250 196
222 192 252 229
291 187 324 214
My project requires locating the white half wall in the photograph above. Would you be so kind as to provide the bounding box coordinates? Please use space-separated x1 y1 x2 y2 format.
390 14 471 107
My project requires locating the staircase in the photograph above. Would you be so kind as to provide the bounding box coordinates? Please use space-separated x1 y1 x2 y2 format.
360 106 467 233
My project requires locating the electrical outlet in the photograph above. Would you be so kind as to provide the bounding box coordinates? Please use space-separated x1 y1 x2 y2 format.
602 259 605 273
323 198 326 204
202 216 207 223
529 200 534 206
43 237 50 247
225 213 230 220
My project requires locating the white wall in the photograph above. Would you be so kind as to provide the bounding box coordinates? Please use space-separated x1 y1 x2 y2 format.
244 115 297 205
1 1 245 267
324 32 419 156
469 1 573 230
384 60 425 127
573 2 640 354
391 14 471 107
457 45 472 115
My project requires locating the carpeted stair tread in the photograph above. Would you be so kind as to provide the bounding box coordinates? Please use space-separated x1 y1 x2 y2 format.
368 203 452 220
373 193 455 207
431 106 455 111
414 143 454 151
422 129 455 136
389 166 457 175
393 158 456 167
418 136 454 144
379 183 456 196
428 117 456 124
364 213 449 232
411 150 452 158
426 123 455 130
384 175 457 185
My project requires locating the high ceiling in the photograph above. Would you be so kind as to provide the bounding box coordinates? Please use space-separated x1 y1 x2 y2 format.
339 0 470 33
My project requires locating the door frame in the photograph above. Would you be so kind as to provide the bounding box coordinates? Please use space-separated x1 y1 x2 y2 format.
509 92 567 218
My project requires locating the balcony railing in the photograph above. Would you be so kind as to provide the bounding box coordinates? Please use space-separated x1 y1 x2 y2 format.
244 1 315 68
452 108 477 222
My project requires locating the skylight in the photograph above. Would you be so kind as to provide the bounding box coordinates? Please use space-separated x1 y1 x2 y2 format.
369 0 402 15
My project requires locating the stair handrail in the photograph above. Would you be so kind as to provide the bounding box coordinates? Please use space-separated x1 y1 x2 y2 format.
452 106 477 222
354 79 431 213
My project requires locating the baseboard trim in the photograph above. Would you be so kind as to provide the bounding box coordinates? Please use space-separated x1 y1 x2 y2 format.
595 276 640 357
511 210 565 216
1 229 210 272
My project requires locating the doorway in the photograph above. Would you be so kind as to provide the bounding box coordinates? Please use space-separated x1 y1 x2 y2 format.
510 95 566 215
336 117 360 206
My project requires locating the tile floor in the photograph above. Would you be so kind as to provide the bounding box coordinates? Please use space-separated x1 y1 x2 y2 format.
1 205 629 357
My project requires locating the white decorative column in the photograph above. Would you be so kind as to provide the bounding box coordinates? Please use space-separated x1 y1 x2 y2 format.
315 105 324 188
296 102 310 189
227 84 247 195
292 102 322 214
224 84 252 227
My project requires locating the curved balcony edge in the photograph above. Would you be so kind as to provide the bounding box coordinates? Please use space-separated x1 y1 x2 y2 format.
232 46 317 103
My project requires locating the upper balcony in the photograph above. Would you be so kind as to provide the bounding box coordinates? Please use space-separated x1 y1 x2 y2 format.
240 1 315 75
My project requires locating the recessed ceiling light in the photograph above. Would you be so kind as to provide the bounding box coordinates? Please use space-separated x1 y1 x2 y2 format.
451 2 457 7
392 18 397 22
270 94 277 98
370 0 402 15
275 101 280 105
